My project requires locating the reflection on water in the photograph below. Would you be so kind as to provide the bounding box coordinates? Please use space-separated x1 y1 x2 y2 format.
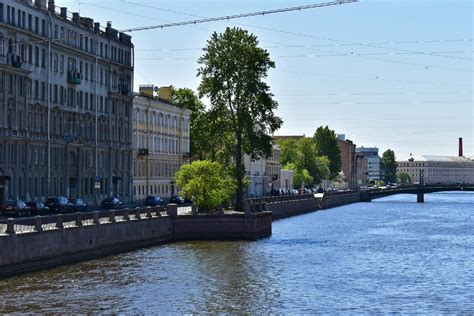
0 193 473 313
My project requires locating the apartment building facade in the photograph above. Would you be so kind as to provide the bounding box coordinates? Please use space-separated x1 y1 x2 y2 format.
0 0 134 204
132 86 191 201
336 134 357 189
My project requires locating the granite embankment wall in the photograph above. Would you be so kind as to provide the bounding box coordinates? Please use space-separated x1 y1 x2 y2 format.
173 212 272 240
0 207 272 278
249 191 362 220
0 192 361 278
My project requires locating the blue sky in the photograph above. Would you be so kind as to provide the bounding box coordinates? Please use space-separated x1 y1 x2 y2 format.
57 0 473 159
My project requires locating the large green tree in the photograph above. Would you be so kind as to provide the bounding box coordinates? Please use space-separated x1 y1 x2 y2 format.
313 126 342 180
175 160 236 212
382 149 397 184
198 27 282 212
278 138 299 166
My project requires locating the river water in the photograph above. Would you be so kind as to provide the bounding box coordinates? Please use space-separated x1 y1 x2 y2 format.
0 192 473 313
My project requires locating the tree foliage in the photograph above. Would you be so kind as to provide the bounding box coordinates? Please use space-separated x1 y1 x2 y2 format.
277 137 331 186
283 163 313 188
279 139 299 166
313 126 342 180
175 160 236 212
382 149 397 184
171 87 229 162
397 172 411 184
198 27 282 212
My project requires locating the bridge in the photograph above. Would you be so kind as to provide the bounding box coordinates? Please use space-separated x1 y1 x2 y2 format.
360 184 474 203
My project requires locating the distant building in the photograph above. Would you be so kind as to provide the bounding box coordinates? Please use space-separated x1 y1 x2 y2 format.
132 85 191 201
356 147 382 182
336 134 357 189
397 155 474 184
280 169 294 189
244 145 281 197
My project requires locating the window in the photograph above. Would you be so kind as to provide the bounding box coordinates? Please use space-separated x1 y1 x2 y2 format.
41 19 46 36
0 36 5 56
34 46 39 66
53 53 58 72
59 55 64 73
41 48 46 68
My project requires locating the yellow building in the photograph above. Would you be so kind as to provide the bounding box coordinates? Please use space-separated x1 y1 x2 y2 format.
132 85 191 201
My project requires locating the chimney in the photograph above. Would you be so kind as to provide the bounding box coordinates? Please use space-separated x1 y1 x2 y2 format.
35 0 46 9
72 13 80 23
94 22 100 33
48 0 55 12
459 137 463 157
139 85 155 99
159 86 172 102
60 7 67 19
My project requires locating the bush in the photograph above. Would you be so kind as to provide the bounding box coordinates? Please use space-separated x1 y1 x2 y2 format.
175 160 236 212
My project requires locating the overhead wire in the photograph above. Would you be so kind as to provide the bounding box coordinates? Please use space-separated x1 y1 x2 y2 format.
125 1 472 63
86 2 473 84
119 1 358 33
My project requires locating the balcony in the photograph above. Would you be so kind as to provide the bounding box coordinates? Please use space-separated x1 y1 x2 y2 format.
67 70 81 85
10 55 22 69
120 84 130 96
138 148 149 156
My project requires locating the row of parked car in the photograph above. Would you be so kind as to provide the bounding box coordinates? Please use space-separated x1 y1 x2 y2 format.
271 187 325 196
0 195 191 218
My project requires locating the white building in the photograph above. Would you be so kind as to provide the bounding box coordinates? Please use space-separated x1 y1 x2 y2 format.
280 169 294 190
244 145 281 197
397 155 474 184
132 85 191 201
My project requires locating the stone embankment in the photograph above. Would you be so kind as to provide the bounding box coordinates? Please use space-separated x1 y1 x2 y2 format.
0 191 362 278
0 205 271 278
246 191 361 220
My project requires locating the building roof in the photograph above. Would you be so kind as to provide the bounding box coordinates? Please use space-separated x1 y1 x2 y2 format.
401 155 474 163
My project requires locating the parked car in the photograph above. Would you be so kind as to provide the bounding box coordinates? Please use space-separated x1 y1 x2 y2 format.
45 197 75 214
70 198 88 212
101 197 123 209
26 201 50 216
145 196 164 207
0 200 31 217
169 195 185 205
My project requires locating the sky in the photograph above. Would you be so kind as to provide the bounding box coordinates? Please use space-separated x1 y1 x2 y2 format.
56 0 473 160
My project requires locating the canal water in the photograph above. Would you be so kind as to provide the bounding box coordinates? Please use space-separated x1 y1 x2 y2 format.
0 192 472 313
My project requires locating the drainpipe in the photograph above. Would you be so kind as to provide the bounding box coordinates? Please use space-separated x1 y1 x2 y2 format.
146 98 151 196
94 39 99 206
47 10 52 197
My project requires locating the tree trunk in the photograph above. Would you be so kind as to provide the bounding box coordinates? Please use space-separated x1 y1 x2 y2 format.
235 133 244 212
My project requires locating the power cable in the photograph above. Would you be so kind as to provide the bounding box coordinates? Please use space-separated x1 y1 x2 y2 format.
279 100 472 105
276 69 471 87
119 1 358 33
275 91 473 97
125 1 472 62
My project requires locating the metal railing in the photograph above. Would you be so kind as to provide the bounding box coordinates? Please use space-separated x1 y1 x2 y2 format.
0 205 188 236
